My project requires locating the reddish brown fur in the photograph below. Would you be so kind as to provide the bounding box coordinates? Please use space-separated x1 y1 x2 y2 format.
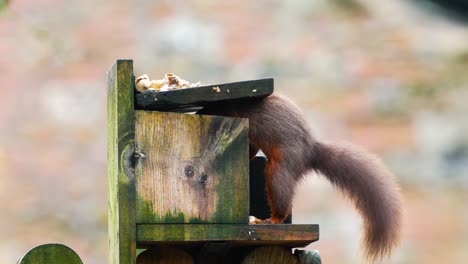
263 146 288 223
198 94 402 261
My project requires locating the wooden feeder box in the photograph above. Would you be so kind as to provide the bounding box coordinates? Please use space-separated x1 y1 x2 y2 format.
109 60 321 263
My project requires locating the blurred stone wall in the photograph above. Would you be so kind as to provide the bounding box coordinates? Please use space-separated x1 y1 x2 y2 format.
1 0 467 263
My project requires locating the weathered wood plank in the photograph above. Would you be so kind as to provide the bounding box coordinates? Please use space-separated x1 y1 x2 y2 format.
135 78 274 111
108 59 137 264
137 246 194 264
18 244 83 264
242 246 298 264
136 224 319 248
134 111 249 224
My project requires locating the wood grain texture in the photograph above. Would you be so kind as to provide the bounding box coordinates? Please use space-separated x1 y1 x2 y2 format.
137 246 194 264
136 224 319 248
18 244 83 264
135 78 273 112
107 60 137 264
135 111 249 224
241 246 298 264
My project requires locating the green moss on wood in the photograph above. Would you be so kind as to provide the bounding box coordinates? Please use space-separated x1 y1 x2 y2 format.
213 131 250 223
18 244 83 264
135 111 249 224
136 224 319 248
107 60 137 264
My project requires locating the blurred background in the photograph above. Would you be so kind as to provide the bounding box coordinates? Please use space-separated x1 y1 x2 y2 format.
1 0 467 263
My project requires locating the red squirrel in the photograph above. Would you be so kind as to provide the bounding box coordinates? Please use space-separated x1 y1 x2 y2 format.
197 94 402 261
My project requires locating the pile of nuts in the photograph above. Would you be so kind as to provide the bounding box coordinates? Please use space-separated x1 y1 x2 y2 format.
135 73 200 92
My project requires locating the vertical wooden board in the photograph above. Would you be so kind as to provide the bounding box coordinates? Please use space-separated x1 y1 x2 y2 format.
18 244 83 264
135 111 249 224
107 60 136 264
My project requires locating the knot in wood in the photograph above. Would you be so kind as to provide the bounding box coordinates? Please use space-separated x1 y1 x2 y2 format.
184 165 195 178
200 174 208 184
122 143 135 181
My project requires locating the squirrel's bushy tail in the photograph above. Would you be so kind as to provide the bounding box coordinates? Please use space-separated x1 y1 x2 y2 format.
310 141 402 262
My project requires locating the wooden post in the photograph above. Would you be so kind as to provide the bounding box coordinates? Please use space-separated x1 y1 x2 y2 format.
108 60 136 264
18 244 83 264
